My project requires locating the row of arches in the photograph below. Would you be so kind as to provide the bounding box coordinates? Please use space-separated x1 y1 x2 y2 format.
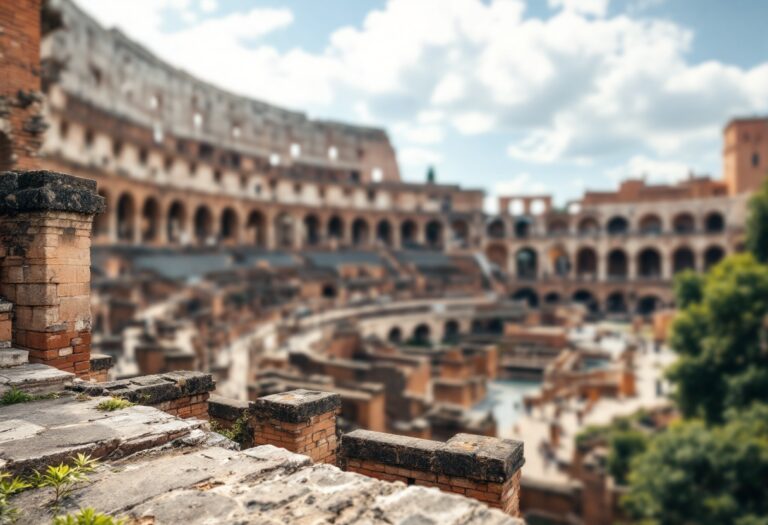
386 318 505 346
511 288 665 316
99 191 471 249
486 211 726 239
488 244 727 280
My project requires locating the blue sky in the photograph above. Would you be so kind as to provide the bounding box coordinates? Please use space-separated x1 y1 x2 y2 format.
77 0 768 211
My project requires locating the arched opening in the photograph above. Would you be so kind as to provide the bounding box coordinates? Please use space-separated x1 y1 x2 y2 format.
606 216 629 235
704 212 725 233
547 219 568 236
577 217 600 235
576 247 598 279
246 210 266 247
401 220 418 247
412 324 431 346
376 219 392 246
606 292 627 314
94 190 111 238
388 327 403 344
193 206 214 245
673 213 695 234
639 214 663 235
328 216 344 242
487 318 504 334
544 292 561 305
443 320 460 343
275 212 295 249
572 289 599 314
471 320 484 335
425 220 443 248
703 245 725 270
672 246 695 273
637 248 662 278
637 295 661 316
512 288 539 308
220 207 239 242
352 218 370 246
303 214 321 246
450 219 469 247
167 201 186 244
321 283 337 299
116 193 136 242
487 218 506 239
515 247 538 279
486 244 508 270
141 197 160 242
514 217 532 239
0 132 11 172
548 245 570 277
607 249 628 280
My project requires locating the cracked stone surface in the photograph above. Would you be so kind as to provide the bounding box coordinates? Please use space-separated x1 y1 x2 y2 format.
12 445 522 525
0 363 74 395
0 395 204 474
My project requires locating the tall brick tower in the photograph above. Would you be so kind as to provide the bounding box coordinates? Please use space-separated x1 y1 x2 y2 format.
0 0 46 171
723 117 768 194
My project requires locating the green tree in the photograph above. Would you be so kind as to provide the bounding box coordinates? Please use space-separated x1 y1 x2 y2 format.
746 178 768 263
623 403 768 525
667 253 768 423
672 270 704 308
426 165 436 184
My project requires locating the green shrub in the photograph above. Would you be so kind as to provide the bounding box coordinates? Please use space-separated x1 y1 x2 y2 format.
95 398 134 412
52 507 124 525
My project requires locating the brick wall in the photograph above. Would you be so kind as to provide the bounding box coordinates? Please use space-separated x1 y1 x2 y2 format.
0 299 11 348
250 389 340 464
341 430 524 517
0 0 45 170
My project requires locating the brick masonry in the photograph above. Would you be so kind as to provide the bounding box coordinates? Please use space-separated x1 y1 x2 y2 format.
250 389 341 464
341 430 524 517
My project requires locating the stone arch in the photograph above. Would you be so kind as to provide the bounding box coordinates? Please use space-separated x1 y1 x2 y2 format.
637 295 661 316
673 212 695 234
672 246 695 273
704 211 725 233
515 247 538 279
352 218 370 246
572 289 599 313
321 283 337 299
328 215 344 242
486 244 508 269
637 247 662 278
487 218 506 239
412 324 431 346
576 247 598 279
376 219 393 246
94 189 111 238
703 245 725 270
514 217 532 239
141 197 160 242
246 210 267 247
607 249 628 279
443 319 460 343
425 220 443 248
450 219 469 246
606 291 627 314
487 318 504 334
544 292 561 305
303 214 321 246
639 214 663 235
547 219 569 236
548 244 570 277
512 287 539 308
577 216 600 235
401 220 418 247
606 216 629 235
167 200 186 244
116 192 136 242
387 326 402 344
220 207 239 242
274 212 295 249
193 205 214 245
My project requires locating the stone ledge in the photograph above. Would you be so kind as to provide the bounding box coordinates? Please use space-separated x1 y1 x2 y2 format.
0 170 105 215
251 389 341 424
0 362 74 394
89 353 113 371
209 394 249 422
69 370 215 404
340 430 524 484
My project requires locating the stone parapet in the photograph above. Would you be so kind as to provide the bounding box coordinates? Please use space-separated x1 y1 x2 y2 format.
69 370 214 419
86 353 113 382
341 430 524 516
250 389 340 464
208 394 253 447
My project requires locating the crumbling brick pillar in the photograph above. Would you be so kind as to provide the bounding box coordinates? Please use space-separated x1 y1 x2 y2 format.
341 430 525 517
250 389 340 464
0 171 105 376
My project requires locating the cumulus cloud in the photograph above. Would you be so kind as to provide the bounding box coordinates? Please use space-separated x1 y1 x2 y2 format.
452 112 495 135
484 173 550 214
604 155 692 184
399 147 443 168
549 0 611 17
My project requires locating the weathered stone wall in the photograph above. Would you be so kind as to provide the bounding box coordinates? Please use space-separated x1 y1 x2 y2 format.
340 429 524 516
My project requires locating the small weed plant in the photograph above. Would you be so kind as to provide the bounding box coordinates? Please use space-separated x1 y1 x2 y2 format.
95 398 134 412
53 507 124 525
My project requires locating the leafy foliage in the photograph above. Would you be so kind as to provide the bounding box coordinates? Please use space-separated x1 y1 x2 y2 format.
0 471 31 525
32 454 98 506
623 403 768 525
667 253 768 423
746 177 768 263
53 508 124 525
209 415 250 446
94 397 134 412
672 270 704 309
0 389 32 406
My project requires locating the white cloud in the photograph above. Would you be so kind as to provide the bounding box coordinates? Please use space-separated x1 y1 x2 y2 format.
399 147 443 168
484 173 550 214
605 155 692 184
394 123 445 145
199 0 217 13
430 73 466 105
452 112 495 135
549 0 611 17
